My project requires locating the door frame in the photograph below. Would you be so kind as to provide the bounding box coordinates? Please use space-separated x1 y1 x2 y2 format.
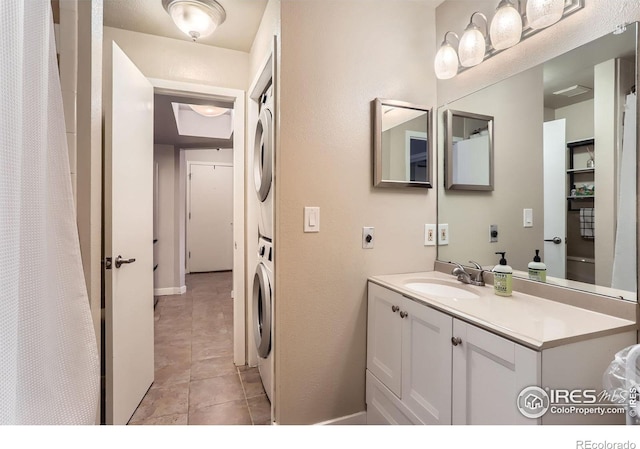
149 78 246 366
186 161 233 274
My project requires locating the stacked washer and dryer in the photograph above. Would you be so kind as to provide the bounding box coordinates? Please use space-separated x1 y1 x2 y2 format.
252 84 274 402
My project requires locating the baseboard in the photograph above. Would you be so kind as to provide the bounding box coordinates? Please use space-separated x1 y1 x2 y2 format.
314 411 366 425
154 285 187 296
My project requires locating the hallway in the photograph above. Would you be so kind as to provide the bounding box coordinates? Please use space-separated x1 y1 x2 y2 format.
129 272 270 425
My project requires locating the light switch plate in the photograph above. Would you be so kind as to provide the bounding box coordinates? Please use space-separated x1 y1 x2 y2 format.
523 208 533 228
438 224 449 245
424 224 436 246
362 227 374 249
304 207 320 233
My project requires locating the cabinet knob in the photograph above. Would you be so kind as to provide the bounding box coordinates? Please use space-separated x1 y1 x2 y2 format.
391 305 399 313
451 337 462 346
399 311 408 319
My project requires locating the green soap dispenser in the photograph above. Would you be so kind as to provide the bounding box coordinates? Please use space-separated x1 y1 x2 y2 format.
528 249 547 282
493 251 513 297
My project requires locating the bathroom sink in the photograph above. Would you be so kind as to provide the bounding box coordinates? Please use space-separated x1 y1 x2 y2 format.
403 281 479 300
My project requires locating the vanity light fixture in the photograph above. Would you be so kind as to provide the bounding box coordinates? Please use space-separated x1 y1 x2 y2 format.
459 12 489 68
489 0 522 51
162 0 226 42
434 0 584 80
526 0 564 30
434 32 460 80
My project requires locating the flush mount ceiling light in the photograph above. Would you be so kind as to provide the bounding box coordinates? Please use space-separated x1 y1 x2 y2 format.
434 32 460 80
526 0 564 30
552 85 592 97
459 12 488 68
489 0 522 51
162 0 226 41
188 104 229 117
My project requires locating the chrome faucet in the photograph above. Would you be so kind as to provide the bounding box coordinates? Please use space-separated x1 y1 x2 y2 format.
452 261 486 286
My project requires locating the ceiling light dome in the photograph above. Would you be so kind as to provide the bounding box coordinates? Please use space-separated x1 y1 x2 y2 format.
189 104 228 117
434 32 460 80
162 0 226 41
490 0 522 50
526 0 564 30
459 12 488 68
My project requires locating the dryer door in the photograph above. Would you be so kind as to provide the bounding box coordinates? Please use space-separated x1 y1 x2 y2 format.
253 106 273 202
252 263 272 358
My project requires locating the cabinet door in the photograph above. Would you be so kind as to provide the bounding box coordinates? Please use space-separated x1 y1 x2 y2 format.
401 298 452 424
452 320 540 425
367 283 403 396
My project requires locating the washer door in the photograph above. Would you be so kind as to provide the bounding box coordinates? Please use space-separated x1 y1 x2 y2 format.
252 263 272 358
253 106 273 202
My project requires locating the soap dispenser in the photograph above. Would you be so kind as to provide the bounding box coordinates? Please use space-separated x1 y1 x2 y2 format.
528 249 547 282
493 252 513 297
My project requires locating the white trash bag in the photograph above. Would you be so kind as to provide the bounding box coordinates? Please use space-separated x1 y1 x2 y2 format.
603 344 640 425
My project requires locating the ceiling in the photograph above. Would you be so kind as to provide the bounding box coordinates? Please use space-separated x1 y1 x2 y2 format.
103 0 269 52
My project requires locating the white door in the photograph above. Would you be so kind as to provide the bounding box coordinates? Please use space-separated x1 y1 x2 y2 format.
104 43 155 425
188 163 233 272
367 283 403 397
451 320 539 425
401 298 452 424
543 119 567 278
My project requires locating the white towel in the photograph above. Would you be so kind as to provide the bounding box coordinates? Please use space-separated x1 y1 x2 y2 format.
579 208 594 239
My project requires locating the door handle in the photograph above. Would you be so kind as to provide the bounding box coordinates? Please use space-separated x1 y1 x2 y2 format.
544 237 562 244
115 255 136 268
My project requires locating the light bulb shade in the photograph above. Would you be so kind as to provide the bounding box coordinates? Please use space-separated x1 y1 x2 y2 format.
490 1 522 50
188 104 228 117
526 0 564 30
459 27 486 67
162 0 226 40
434 42 459 80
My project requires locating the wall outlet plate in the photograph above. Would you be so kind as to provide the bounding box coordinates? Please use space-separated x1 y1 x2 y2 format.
438 224 449 245
362 227 374 249
424 224 437 246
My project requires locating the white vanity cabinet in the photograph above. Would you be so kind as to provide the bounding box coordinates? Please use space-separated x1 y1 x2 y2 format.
367 282 452 424
367 282 537 425
451 319 539 424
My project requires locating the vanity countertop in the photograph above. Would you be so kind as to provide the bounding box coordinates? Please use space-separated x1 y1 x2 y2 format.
369 271 637 350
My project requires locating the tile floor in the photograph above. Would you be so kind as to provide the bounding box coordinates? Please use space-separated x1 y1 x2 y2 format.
129 272 271 425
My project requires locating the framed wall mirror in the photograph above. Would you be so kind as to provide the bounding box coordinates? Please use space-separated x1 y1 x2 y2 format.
436 22 638 303
373 98 432 188
444 109 494 190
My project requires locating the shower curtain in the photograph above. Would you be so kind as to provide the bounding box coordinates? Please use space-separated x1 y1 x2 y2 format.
611 92 637 292
0 1 99 424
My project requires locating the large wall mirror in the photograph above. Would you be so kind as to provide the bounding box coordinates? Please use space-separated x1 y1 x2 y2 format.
437 22 638 302
444 109 494 190
373 98 432 188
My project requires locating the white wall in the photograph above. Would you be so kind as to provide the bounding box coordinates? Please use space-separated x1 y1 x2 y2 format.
153 145 181 294
554 99 594 143
276 0 438 424
103 27 249 90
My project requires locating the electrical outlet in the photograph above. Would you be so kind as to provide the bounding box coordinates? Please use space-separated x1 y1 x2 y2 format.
438 224 449 245
424 224 436 246
490 224 498 242
362 227 374 249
